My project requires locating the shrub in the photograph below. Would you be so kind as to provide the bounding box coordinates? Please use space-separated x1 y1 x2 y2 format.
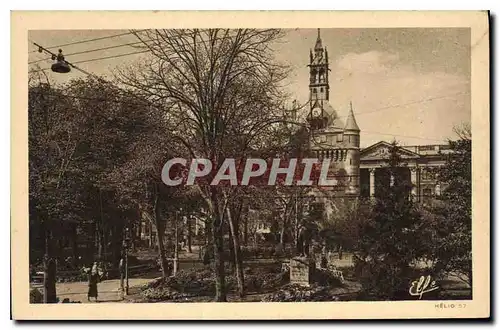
140 264 290 301
312 268 344 287
143 267 235 297
245 270 289 293
142 286 195 302
261 284 340 302
30 288 43 304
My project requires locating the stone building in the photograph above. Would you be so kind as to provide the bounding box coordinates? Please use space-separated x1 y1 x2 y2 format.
306 29 361 196
359 142 452 202
304 29 448 204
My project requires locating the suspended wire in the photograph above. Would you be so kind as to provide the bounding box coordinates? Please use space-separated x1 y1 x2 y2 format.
28 40 150 64
351 92 469 118
29 40 155 111
326 91 469 121
28 31 140 53
29 28 211 54
71 49 150 65
28 29 231 65
362 130 447 143
30 40 96 77
29 48 149 72
29 31 238 72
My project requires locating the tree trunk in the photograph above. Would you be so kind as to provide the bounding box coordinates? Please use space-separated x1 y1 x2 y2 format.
98 189 104 261
129 222 135 252
243 214 248 245
294 194 299 248
43 223 57 303
155 223 169 278
58 235 64 256
173 212 179 275
154 196 170 279
280 218 287 247
112 225 122 265
136 208 142 247
187 215 192 253
149 222 153 248
227 207 244 297
205 219 212 247
212 220 226 301
95 218 103 262
71 224 78 266
211 190 226 302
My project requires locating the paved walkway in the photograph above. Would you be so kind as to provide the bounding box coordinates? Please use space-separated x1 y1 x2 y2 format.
53 277 158 303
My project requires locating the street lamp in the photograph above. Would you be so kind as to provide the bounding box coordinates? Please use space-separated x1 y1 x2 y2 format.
36 45 71 74
51 49 71 73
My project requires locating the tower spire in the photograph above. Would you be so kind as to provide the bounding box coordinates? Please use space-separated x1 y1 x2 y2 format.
345 101 360 131
314 28 323 50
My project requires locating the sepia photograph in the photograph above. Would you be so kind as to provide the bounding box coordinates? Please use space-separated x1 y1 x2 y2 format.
11 11 490 320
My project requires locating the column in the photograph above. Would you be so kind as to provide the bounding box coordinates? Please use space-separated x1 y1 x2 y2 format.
369 168 376 197
410 167 418 199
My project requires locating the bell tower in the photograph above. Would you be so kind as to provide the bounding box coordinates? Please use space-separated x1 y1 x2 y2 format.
307 29 330 130
309 29 329 105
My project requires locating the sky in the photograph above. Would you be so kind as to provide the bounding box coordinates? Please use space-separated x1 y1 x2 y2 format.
28 28 471 148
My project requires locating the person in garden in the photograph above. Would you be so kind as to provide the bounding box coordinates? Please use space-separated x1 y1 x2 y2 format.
87 262 100 302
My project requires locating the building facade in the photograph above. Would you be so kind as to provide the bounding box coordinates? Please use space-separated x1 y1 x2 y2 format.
306 29 361 196
305 29 448 204
359 142 451 202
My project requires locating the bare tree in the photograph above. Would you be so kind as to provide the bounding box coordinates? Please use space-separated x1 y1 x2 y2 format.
453 122 471 141
115 29 292 301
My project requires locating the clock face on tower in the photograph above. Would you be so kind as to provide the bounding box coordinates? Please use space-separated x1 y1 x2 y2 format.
312 108 321 118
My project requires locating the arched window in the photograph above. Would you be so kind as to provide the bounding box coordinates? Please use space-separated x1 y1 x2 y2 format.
318 68 325 83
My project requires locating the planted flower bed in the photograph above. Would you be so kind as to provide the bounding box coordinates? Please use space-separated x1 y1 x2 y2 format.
140 264 291 302
261 284 340 302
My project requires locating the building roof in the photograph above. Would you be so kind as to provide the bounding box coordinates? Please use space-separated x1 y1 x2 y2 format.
314 28 323 50
344 102 360 131
360 141 421 159
312 101 345 131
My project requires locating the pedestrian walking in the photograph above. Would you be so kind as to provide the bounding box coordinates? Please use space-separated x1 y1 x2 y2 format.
87 262 100 302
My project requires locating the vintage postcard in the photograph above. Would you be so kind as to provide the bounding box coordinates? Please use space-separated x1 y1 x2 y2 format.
11 11 490 320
